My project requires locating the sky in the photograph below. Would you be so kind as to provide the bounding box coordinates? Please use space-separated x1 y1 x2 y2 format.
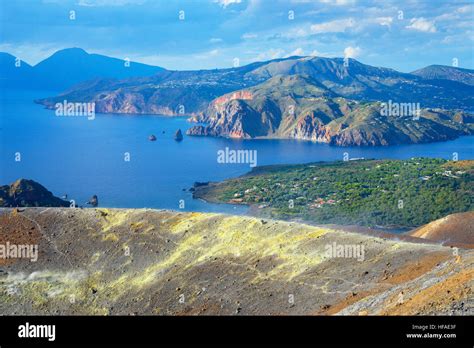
0 0 473 72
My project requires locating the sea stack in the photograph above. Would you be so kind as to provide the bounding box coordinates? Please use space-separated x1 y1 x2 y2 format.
148 134 157 141
174 129 183 142
87 195 98 207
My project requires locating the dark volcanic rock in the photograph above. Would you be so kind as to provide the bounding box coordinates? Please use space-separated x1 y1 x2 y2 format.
186 125 210 137
193 182 209 187
87 195 99 207
174 129 184 142
0 179 69 207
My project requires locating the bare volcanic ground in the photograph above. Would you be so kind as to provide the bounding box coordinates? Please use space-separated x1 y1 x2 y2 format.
0 208 472 315
409 211 474 249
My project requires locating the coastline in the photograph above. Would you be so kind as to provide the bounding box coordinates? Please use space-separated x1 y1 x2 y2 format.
190 158 474 232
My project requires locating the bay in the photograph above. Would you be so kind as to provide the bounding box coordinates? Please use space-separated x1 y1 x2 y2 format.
1 89 472 214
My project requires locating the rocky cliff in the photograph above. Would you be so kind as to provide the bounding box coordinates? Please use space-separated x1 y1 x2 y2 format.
187 75 474 146
0 179 69 208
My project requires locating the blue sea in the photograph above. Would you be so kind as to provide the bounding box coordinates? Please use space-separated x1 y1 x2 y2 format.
1 89 473 214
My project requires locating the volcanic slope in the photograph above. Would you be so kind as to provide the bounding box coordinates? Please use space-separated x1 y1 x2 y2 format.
0 208 472 315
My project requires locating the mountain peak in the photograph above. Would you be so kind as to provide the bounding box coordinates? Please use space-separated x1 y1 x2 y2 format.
42 47 89 62
1 47 165 91
54 47 88 55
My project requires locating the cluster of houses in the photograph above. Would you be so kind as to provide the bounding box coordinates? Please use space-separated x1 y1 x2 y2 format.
229 186 261 204
308 197 337 209
420 170 465 181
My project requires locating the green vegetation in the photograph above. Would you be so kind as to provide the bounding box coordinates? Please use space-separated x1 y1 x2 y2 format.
195 158 474 228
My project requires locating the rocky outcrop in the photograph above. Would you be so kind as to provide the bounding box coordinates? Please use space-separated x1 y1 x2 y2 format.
0 179 69 207
174 129 184 141
87 195 99 208
289 115 334 143
83 90 181 115
187 75 474 146
212 90 253 107
187 99 273 139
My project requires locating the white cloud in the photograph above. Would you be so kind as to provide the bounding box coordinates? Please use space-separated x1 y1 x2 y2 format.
310 18 355 34
214 0 242 8
289 47 305 56
281 27 309 39
343 46 361 58
435 5 472 22
194 49 220 59
406 18 436 33
375 17 393 27
318 0 356 6
267 48 286 59
253 47 325 61
441 35 455 44
254 48 286 61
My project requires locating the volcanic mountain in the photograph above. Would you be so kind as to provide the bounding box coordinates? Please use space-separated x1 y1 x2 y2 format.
0 48 164 91
187 74 474 146
3 50 471 146
35 55 474 115
0 207 472 315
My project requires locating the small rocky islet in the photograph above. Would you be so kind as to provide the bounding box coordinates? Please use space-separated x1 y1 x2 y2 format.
147 130 183 142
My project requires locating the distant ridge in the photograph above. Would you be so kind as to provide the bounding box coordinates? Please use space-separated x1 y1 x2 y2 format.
411 65 474 86
36 54 474 116
0 48 164 91
0 52 33 86
3 48 474 146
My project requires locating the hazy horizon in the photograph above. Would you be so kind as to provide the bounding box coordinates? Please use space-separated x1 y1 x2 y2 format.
0 0 473 71
2 46 471 74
